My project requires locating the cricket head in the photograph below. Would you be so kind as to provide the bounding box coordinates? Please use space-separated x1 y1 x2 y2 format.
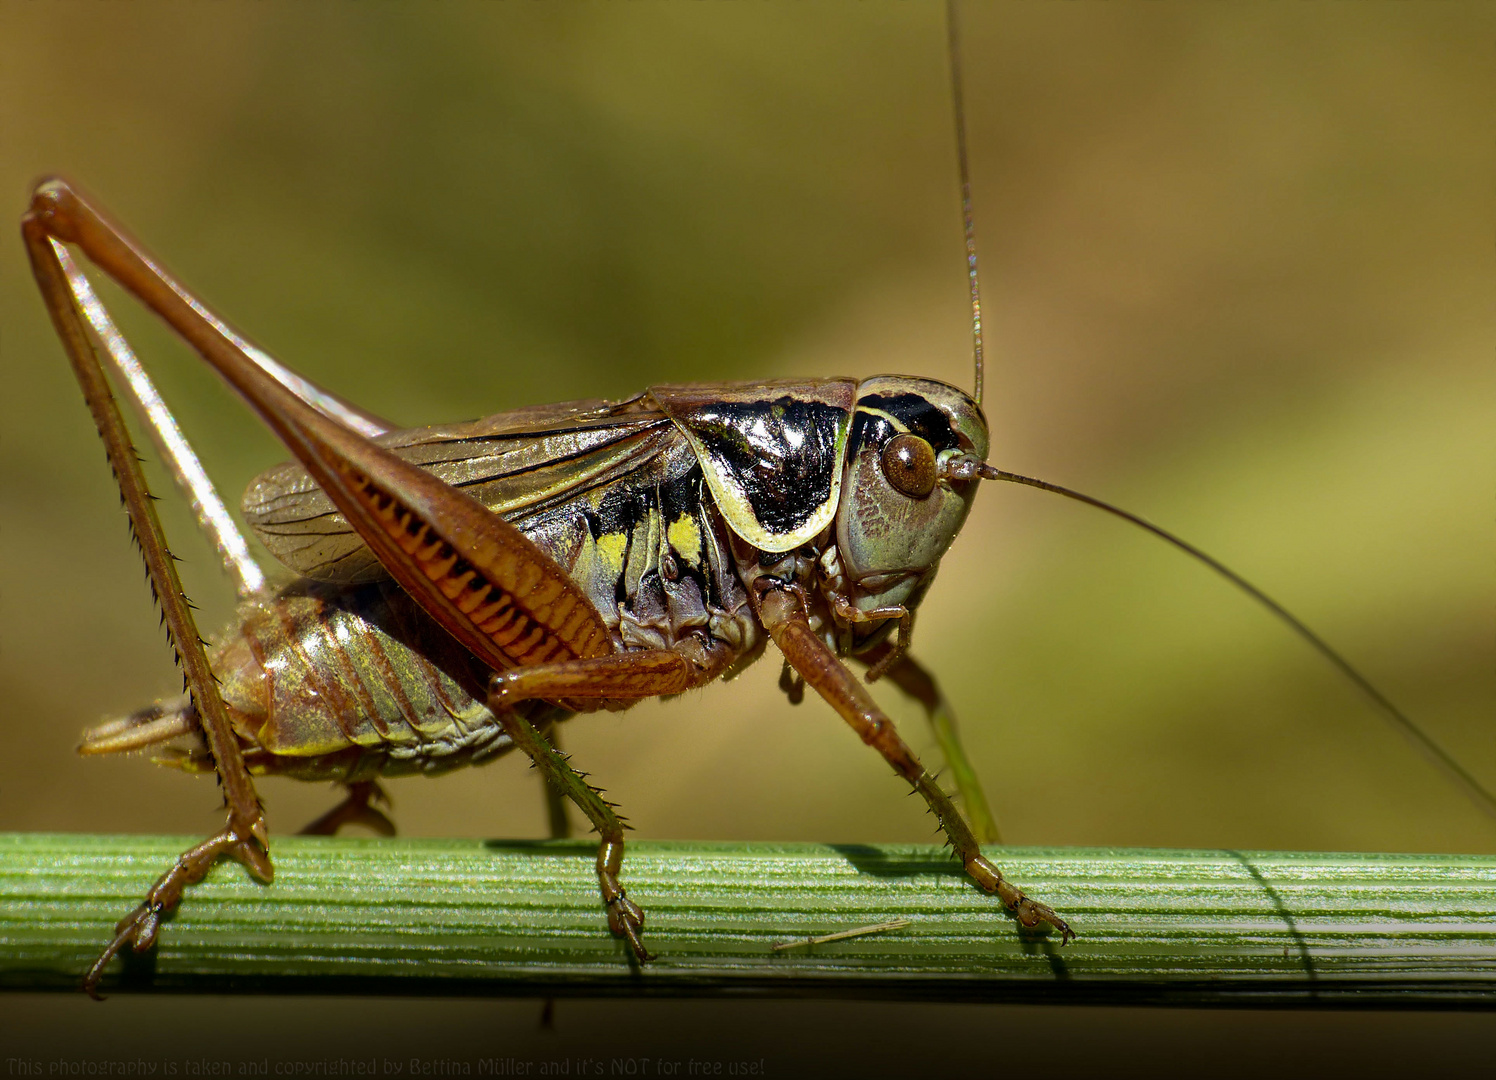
831 376 989 651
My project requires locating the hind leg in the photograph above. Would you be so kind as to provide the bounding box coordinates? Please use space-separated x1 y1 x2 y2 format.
26 186 281 996
298 781 396 837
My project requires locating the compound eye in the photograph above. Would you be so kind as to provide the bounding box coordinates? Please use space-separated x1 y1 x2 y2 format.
880 434 937 499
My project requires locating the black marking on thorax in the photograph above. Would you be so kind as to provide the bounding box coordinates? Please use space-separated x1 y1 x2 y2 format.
685 397 844 534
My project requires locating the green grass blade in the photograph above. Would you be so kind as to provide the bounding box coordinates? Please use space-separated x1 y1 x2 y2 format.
2 834 1493 1005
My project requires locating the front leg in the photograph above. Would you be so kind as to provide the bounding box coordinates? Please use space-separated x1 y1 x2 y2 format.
855 641 1001 844
758 587 1072 944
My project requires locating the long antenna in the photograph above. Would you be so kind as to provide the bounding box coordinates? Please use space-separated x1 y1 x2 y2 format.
946 0 984 406
968 462 1496 821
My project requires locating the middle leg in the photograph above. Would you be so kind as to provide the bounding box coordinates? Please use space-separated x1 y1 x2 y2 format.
490 698 649 960
485 642 733 960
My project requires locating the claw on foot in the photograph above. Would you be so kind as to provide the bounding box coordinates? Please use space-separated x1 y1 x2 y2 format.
83 901 162 1000
604 890 654 962
1013 896 1075 945
81 823 272 999
966 853 1075 945
595 838 652 962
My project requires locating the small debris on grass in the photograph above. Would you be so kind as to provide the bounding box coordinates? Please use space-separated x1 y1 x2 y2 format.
770 918 912 953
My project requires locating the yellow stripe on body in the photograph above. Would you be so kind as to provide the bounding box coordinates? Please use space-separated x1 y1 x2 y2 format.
667 512 703 569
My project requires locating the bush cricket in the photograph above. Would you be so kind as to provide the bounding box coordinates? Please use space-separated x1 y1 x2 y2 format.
14 2 1496 993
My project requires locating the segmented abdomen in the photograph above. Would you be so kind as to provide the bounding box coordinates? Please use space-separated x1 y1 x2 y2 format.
213 579 542 780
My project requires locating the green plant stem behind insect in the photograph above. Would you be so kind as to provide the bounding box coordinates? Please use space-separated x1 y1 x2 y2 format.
4 833 1494 1005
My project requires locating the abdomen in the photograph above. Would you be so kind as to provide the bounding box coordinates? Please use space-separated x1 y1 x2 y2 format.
212 579 541 780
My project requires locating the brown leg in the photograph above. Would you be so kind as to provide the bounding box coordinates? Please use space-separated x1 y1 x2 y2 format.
489 645 727 709
27 177 634 987
83 827 272 998
856 642 1001 844
54 243 272 601
24 187 273 997
24 179 616 685
299 781 396 837
758 587 1072 943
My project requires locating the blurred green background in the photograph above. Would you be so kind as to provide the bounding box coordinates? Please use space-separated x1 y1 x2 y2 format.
2 0 1492 864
